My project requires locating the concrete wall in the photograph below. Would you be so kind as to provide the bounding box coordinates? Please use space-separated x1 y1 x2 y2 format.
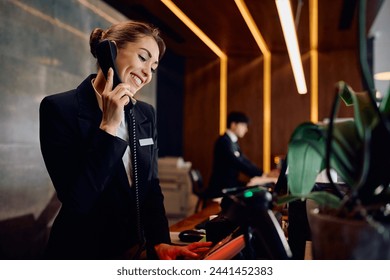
0 0 150 258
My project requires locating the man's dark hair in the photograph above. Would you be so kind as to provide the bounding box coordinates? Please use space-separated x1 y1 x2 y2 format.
227 111 250 128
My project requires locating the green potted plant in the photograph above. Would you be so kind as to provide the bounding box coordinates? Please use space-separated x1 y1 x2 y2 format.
278 80 390 259
279 80 390 208
277 0 390 259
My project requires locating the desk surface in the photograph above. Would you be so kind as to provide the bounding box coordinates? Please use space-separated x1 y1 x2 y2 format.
169 202 221 232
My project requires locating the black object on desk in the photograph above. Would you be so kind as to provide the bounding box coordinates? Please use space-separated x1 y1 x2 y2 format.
223 186 292 259
194 217 210 230
178 229 206 242
205 214 238 244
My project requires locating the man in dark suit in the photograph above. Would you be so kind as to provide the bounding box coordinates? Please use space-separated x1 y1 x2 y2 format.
207 112 263 198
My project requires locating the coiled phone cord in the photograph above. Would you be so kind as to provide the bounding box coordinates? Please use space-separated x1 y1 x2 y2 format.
128 109 145 251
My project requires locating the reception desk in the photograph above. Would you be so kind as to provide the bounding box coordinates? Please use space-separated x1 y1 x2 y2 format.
169 201 247 260
169 201 221 232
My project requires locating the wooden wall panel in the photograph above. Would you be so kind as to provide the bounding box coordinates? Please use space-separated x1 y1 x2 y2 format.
270 54 311 165
228 56 264 175
183 56 265 186
183 49 362 186
318 50 362 121
269 49 361 165
183 58 220 186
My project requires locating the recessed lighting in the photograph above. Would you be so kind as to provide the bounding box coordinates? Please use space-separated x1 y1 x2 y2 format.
374 72 390 80
276 0 307 94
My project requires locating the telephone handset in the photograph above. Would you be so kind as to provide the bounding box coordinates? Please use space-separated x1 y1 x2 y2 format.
96 40 133 109
96 40 122 87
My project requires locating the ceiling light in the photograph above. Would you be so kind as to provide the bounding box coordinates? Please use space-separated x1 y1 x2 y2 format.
374 72 390 80
276 0 307 94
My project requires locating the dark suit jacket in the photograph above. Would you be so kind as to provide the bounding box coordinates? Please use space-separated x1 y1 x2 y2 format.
207 133 263 197
39 75 170 259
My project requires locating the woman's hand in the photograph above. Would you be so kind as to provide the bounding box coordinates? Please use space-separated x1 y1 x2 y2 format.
99 68 134 136
154 242 213 260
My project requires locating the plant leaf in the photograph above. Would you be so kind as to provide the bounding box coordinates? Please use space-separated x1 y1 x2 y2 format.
277 192 341 209
337 81 378 139
379 84 390 115
379 85 390 135
287 123 325 196
321 120 361 186
304 191 342 209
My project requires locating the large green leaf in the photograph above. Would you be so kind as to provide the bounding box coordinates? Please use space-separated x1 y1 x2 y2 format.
285 81 388 209
331 81 380 188
337 81 378 139
321 120 361 187
379 86 390 135
287 123 326 196
379 85 390 115
326 120 358 159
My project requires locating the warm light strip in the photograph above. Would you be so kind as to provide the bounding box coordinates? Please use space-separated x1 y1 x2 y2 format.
161 0 228 133
235 0 271 173
310 0 318 123
374 72 390 80
263 57 272 173
219 57 228 134
276 0 307 94
234 0 270 56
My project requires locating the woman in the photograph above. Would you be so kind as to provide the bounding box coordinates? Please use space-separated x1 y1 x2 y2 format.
40 21 211 260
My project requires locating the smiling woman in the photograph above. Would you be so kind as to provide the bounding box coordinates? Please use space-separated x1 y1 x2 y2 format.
39 20 212 260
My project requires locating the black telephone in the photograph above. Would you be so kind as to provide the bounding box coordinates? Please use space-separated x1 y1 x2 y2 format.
96 40 134 109
96 40 122 87
96 40 133 109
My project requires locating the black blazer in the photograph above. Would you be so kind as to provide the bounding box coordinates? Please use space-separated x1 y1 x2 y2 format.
207 133 263 197
39 75 170 259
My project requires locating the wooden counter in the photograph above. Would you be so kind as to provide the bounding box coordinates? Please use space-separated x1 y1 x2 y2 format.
169 201 221 232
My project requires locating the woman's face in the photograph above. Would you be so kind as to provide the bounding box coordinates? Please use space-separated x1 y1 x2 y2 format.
115 36 160 95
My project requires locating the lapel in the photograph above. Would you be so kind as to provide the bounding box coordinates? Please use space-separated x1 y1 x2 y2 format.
130 102 154 171
76 75 102 139
75 75 131 192
225 133 241 156
132 103 149 139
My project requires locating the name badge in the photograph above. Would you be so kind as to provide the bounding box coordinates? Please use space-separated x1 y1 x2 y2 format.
139 138 154 146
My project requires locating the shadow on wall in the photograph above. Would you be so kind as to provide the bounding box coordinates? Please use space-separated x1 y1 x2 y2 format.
0 194 61 259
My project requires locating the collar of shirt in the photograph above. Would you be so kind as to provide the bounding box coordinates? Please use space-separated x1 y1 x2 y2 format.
226 129 238 143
